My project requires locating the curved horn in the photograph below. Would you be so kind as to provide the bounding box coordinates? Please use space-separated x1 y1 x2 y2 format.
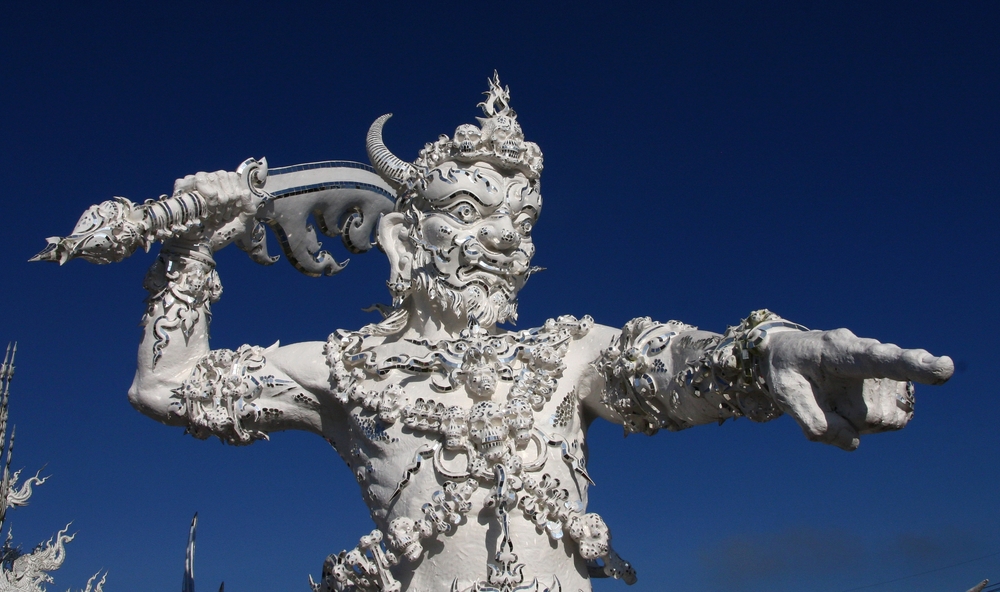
366 114 415 190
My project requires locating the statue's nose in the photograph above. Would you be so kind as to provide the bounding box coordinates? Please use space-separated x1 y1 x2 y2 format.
478 217 521 253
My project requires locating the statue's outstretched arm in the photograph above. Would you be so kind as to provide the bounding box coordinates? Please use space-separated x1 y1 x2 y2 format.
585 311 953 450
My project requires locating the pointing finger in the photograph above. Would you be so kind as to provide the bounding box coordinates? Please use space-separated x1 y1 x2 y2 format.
820 329 954 385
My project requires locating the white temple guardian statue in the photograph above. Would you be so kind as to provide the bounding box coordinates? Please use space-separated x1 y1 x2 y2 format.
33 74 954 592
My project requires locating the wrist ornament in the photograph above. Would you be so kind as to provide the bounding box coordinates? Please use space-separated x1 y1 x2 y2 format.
728 309 809 393
673 310 807 425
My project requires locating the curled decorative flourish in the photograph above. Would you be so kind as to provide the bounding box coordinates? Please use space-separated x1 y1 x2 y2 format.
478 71 513 118
542 431 593 486
255 161 395 277
79 572 108 592
4 468 48 509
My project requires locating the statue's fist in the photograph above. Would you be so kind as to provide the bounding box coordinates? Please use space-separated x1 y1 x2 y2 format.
171 170 257 251
173 170 255 221
759 328 954 451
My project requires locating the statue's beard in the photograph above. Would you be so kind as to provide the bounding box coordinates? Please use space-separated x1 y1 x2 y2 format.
417 269 519 327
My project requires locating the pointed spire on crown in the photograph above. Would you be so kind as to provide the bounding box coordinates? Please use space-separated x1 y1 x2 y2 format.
478 71 515 119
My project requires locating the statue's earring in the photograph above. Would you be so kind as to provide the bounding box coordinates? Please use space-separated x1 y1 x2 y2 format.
389 276 414 308
377 212 417 308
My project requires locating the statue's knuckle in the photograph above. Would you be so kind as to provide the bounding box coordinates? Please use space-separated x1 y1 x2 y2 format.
804 427 827 442
822 328 853 347
796 416 827 440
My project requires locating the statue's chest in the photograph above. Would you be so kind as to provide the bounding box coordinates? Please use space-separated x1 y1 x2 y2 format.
322 316 595 516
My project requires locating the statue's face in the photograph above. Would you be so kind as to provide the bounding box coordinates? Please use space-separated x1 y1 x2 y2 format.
409 162 541 326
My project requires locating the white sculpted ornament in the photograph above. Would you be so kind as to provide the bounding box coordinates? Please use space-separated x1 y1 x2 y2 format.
34 72 955 591
0 346 107 592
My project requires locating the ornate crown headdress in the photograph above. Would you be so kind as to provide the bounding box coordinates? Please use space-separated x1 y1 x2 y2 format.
365 72 543 197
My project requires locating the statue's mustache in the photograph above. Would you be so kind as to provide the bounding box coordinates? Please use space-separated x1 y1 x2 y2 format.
455 237 531 277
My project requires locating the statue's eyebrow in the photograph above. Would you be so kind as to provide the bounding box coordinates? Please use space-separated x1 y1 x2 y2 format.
517 205 539 222
428 189 498 209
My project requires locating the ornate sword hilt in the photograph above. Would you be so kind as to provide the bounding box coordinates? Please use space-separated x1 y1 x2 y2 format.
30 158 268 265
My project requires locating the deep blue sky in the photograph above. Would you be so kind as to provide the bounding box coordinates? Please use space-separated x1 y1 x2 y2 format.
2 2 998 591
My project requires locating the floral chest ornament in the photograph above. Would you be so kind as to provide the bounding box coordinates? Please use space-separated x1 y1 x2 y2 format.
317 315 636 592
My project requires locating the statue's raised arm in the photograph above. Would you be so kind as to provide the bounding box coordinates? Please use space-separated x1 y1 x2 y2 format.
127 169 326 443
32 152 397 444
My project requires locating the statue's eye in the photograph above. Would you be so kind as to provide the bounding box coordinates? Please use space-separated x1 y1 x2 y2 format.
451 203 479 224
514 214 534 236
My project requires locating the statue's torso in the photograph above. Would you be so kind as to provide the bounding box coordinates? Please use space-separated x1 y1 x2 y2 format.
316 316 627 591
